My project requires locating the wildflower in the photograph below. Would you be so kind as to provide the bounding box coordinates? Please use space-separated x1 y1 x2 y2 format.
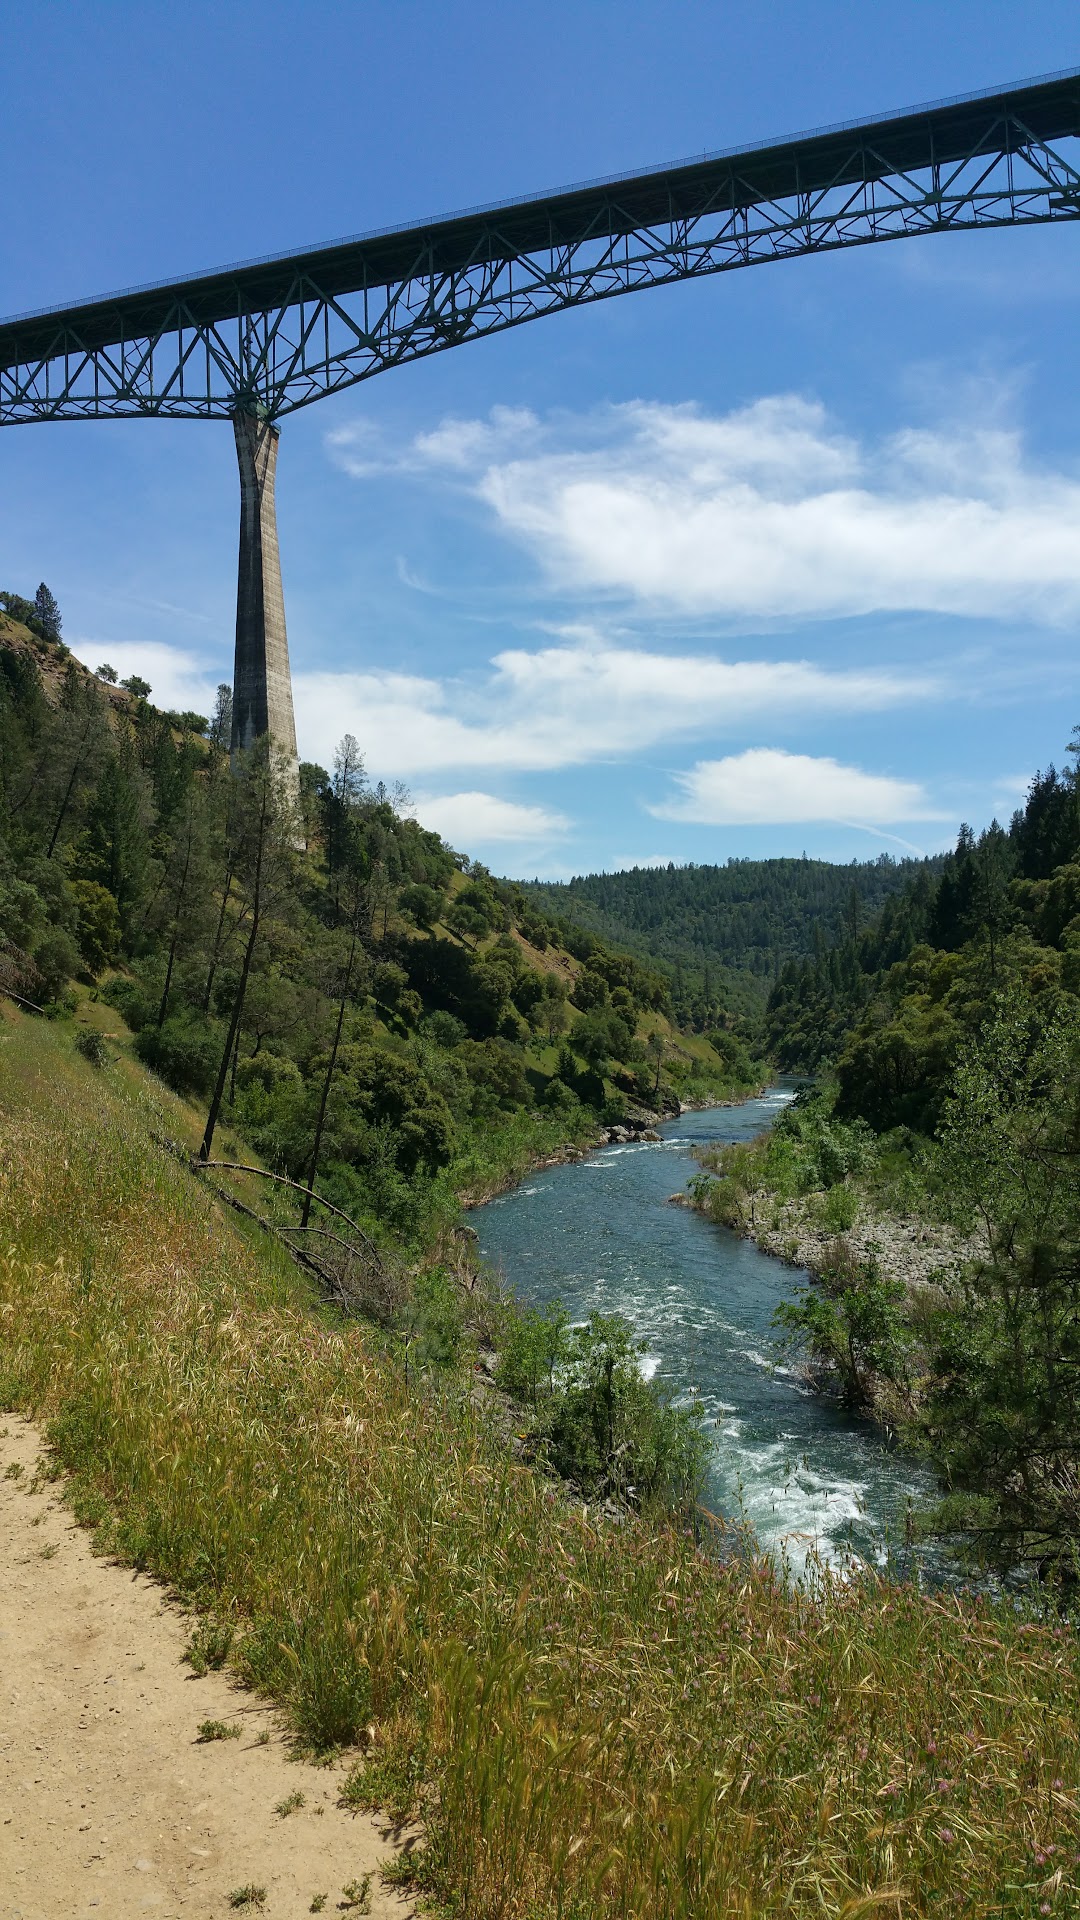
939 1828 955 1844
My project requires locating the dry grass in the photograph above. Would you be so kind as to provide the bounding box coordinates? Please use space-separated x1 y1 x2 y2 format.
0 1006 1077 1917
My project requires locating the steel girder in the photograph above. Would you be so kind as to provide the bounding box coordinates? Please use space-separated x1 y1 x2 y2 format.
2 79 1080 425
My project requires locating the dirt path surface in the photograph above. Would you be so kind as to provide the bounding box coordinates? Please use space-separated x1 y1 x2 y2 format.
0 1418 414 1920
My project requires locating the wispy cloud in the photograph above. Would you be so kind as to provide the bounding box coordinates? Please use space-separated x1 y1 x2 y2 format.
649 748 942 827
330 394 1080 627
293 641 929 778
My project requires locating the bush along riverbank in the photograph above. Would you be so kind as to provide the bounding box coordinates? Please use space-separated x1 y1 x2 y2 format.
686 997 1080 1588
4 1006 1080 1918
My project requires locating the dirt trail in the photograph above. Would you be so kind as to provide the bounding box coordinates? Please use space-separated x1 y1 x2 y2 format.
0 1418 414 1920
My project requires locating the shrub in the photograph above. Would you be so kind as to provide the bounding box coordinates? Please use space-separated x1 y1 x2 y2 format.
70 880 121 975
74 1028 109 1069
495 1299 569 1406
820 1182 858 1234
135 1013 221 1096
538 1312 707 1515
102 971 156 1033
31 926 80 1003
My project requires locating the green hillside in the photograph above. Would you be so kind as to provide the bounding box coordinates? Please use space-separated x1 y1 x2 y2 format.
0 599 762 1269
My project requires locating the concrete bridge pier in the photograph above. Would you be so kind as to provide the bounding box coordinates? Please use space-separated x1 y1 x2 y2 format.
230 409 299 772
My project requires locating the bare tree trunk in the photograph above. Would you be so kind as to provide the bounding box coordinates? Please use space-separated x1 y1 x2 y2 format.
157 822 195 1027
229 1017 242 1104
301 925 356 1228
200 908 259 1162
203 864 233 1013
46 718 94 858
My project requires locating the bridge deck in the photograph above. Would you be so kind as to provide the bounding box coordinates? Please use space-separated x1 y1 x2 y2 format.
3 67 1080 368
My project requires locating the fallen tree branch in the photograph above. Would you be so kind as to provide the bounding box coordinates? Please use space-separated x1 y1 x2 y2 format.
204 1180 350 1306
191 1159 385 1270
0 983 45 1015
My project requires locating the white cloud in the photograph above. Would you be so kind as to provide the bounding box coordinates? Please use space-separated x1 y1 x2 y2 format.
333 393 1080 626
412 790 570 845
69 638 221 715
327 404 539 479
650 749 940 826
293 642 929 778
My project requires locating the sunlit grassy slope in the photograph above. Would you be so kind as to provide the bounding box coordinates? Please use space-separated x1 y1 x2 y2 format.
1 1005 1077 1918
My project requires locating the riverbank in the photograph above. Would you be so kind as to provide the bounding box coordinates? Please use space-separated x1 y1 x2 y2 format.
680 1087 989 1439
455 1076 768 1211
688 1181 979 1306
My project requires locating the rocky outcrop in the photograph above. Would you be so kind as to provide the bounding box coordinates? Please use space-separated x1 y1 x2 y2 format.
603 1119 663 1145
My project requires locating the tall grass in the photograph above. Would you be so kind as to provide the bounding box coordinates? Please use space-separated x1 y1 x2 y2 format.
1 1010 1078 1917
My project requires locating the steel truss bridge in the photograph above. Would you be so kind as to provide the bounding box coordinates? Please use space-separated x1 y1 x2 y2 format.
3 69 1080 425
3 69 1080 760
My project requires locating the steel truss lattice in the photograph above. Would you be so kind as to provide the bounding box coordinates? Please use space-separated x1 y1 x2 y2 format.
2 73 1080 425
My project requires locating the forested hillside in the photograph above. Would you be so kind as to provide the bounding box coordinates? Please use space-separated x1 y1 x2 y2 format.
0 599 761 1266
525 852 943 1027
690 731 1080 1579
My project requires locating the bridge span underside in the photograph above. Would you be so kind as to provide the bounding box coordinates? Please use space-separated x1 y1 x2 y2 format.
2 68 1079 762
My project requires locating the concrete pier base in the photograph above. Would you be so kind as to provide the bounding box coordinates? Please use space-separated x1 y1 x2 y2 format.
230 410 299 768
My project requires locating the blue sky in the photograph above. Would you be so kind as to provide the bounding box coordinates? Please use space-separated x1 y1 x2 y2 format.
3 0 1080 877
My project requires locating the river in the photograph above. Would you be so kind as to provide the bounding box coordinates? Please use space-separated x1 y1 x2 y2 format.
476 1085 942 1576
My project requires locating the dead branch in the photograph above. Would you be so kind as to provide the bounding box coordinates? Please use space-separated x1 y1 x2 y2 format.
191 1159 385 1269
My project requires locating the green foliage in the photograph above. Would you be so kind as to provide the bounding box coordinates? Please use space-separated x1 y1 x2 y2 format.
495 1299 569 1405
775 1245 911 1408
399 880 444 930
34 582 62 643
32 925 80 1003
135 1011 222 1096
917 989 1080 1577
529 853 936 1030
70 879 121 974
184 1619 234 1675
446 878 500 947
502 1307 709 1517
818 1181 858 1234
398 1267 464 1376
695 1093 876 1223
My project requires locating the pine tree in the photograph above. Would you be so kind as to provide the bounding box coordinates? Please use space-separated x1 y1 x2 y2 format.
34 583 62 644
208 684 233 752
